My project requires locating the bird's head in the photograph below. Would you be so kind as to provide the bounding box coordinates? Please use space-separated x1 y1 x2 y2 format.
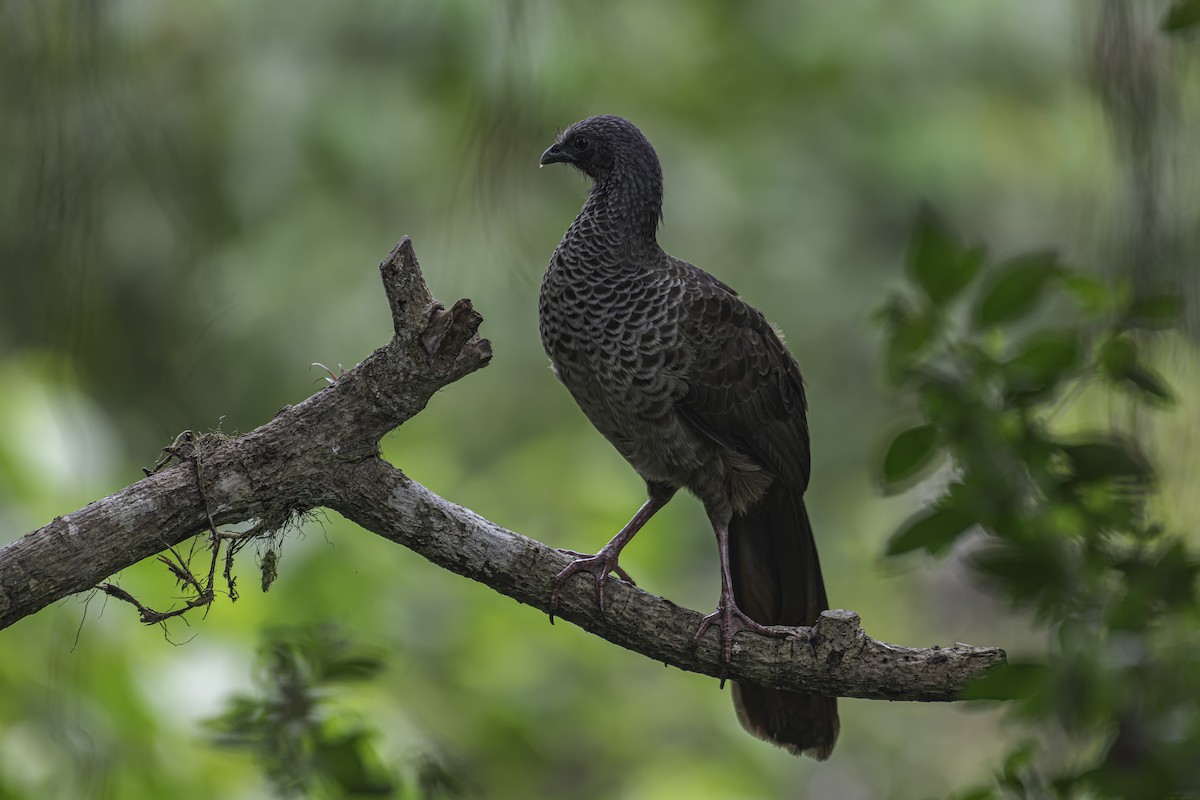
539 115 659 183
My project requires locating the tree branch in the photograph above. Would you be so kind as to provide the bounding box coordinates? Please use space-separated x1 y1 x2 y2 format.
0 238 1004 700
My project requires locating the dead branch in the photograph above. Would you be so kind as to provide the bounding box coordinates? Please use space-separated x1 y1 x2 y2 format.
0 238 1004 701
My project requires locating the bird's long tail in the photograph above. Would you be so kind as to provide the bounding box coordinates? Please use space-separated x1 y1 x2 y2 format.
729 482 839 760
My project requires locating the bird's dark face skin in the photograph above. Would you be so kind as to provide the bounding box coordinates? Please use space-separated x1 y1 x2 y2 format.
540 114 663 182
540 120 616 179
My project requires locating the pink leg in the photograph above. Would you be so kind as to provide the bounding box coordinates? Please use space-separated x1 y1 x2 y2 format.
548 494 668 622
692 523 789 684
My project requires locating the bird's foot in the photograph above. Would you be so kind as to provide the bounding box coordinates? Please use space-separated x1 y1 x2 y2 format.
692 600 790 686
548 548 635 623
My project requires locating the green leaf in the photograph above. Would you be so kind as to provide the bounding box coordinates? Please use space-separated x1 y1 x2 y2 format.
916 372 966 421
1163 0 1200 32
886 505 976 556
881 423 940 486
1100 336 1137 378
1061 273 1113 314
1100 336 1175 404
961 661 1049 701
906 205 984 307
997 744 1036 792
876 294 940 384
1125 365 1175 404
1003 330 1081 404
974 252 1061 328
1110 542 1199 628
1009 331 1079 376
1150 540 1200 609
316 732 394 795
1059 439 1151 483
1123 294 1184 330
886 307 939 379
972 538 1070 607
321 655 385 682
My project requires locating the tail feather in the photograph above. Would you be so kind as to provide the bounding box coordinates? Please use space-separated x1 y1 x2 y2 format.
729 483 839 760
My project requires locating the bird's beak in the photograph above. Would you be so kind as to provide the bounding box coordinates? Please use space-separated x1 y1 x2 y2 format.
539 143 570 167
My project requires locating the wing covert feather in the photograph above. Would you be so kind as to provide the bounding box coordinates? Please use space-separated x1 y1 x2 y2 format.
671 264 810 490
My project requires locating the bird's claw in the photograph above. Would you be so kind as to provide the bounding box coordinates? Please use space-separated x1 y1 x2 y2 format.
548 548 635 623
556 549 635 584
692 601 790 687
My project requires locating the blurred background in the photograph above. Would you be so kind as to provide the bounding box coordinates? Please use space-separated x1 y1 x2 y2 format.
1 1 1197 798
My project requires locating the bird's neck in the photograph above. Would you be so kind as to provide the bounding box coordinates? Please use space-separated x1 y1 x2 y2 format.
586 166 663 251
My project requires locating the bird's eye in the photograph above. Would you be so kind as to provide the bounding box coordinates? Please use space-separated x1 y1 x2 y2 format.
572 135 590 151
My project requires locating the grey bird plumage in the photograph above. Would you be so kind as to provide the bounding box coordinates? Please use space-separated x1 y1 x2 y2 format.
538 115 838 759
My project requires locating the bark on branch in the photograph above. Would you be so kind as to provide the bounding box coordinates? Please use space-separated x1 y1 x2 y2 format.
0 239 1005 700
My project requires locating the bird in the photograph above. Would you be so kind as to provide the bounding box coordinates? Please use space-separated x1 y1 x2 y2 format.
536 114 838 759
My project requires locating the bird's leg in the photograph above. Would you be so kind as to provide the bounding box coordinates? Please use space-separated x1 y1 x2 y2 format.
548 490 671 622
692 522 790 684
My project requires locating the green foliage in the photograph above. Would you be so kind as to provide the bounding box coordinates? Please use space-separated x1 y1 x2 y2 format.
907 205 985 308
959 663 1050 703
886 503 975 557
879 208 1198 798
1162 0 1200 33
206 626 399 798
1122 294 1186 331
881 423 941 488
1003 330 1082 406
1101 336 1175 405
973 252 1062 329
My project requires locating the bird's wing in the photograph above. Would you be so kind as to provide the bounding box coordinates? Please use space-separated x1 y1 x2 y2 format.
670 261 810 490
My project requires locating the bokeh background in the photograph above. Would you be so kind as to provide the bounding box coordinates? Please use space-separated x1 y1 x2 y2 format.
2 1 1197 798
